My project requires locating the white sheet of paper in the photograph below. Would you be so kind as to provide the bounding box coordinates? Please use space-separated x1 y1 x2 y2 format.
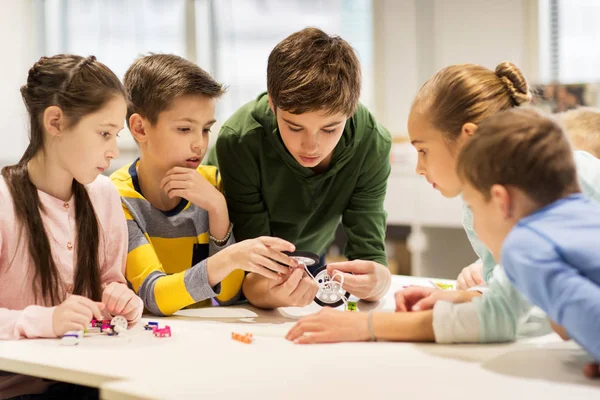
173 308 258 318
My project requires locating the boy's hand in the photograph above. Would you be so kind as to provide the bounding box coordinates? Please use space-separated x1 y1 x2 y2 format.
394 287 480 312
243 268 319 308
549 319 570 340
456 260 485 290
211 237 297 280
584 363 600 379
102 282 143 322
325 260 391 301
286 308 369 344
52 295 105 336
266 268 319 307
160 166 225 213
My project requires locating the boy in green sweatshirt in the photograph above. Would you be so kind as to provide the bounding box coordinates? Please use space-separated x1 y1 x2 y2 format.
207 28 392 308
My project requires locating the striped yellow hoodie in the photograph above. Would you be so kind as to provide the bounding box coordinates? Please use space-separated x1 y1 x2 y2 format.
110 159 244 316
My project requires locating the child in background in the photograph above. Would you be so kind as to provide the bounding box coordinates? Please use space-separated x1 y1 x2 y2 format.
457 107 600 377
0 54 142 399
111 54 297 317
559 106 600 158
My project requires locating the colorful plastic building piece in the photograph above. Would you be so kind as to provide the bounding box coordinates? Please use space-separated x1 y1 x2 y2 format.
144 321 159 330
60 330 83 346
346 301 357 312
90 318 110 329
434 282 455 290
231 332 253 344
152 325 171 337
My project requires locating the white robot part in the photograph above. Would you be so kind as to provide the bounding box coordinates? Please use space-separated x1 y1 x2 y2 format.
110 316 128 332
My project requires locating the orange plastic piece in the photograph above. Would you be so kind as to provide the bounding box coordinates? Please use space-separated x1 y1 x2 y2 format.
231 332 253 344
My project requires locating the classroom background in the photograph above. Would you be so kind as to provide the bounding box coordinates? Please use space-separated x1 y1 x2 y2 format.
1 0 599 280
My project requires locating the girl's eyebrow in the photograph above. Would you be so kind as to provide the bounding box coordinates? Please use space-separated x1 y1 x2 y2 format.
99 123 121 129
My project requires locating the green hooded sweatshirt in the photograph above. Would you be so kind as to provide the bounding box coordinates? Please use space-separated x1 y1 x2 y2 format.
206 93 391 266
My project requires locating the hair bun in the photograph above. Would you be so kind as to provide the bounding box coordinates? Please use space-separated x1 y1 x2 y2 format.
495 62 531 106
77 55 97 70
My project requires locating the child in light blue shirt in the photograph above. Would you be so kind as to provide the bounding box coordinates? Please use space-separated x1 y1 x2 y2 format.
459 107 600 375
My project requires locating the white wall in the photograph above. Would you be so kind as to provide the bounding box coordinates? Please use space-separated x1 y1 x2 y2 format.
374 0 538 277
0 0 36 166
432 0 535 77
374 0 538 136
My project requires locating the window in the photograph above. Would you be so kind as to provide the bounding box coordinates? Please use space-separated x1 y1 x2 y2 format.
539 0 600 84
205 0 373 121
36 0 373 166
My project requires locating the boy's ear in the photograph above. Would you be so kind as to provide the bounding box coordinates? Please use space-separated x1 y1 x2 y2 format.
267 95 276 114
43 106 65 137
490 184 511 219
129 113 148 143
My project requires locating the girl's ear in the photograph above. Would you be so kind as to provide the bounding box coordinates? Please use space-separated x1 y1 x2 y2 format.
43 106 65 137
461 122 478 138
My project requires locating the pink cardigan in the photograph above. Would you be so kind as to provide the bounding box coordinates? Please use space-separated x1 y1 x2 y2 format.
0 174 141 398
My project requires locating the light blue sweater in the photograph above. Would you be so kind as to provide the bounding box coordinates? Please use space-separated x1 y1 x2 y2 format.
464 151 600 342
502 193 600 361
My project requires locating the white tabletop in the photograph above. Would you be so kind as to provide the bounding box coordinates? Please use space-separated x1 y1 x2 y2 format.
0 275 598 400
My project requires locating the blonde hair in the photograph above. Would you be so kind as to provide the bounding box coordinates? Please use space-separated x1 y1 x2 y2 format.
558 107 600 158
413 62 532 141
457 108 579 206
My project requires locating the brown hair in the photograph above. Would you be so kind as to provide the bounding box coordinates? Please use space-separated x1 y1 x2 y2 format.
457 108 579 206
413 62 532 141
267 27 361 116
558 107 600 158
1 54 126 305
124 54 225 127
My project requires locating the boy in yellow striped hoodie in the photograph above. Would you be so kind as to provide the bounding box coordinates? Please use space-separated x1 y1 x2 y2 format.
111 54 297 316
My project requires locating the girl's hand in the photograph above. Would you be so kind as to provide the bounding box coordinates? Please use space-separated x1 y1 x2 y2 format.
286 308 370 344
456 261 485 290
395 286 480 312
52 295 104 336
102 282 143 322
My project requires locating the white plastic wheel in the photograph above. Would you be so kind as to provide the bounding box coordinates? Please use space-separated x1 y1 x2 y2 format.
110 315 128 332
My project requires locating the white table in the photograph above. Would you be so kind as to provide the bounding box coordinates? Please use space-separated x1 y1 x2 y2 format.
0 275 598 400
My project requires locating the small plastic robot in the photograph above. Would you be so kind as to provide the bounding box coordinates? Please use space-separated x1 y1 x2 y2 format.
284 251 351 308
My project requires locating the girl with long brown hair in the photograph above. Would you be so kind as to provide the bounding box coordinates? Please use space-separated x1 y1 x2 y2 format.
0 54 142 399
